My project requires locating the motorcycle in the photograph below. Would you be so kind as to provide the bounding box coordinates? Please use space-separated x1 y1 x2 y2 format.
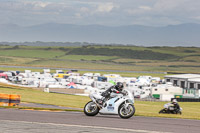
84 89 135 119
159 103 182 114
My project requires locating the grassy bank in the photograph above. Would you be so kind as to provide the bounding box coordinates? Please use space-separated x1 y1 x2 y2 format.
135 101 200 120
0 84 200 120
0 84 89 108
0 45 200 74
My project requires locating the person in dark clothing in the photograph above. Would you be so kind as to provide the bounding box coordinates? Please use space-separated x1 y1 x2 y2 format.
97 82 124 105
171 99 180 113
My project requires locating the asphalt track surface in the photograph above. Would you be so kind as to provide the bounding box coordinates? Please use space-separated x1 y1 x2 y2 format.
0 108 200 133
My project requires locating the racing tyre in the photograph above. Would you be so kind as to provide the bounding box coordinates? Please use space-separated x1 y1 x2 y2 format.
84 101 99 116
159 109 166 114
118 103 135 119
177 111 182 115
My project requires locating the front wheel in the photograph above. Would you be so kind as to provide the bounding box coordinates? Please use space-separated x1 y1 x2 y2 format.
176 110 182 115
159 109 166 114
84 101 99 116
118 103 135 119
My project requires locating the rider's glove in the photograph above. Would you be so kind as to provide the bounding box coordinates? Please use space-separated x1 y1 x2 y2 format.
101 92 105 96
101 92 107 97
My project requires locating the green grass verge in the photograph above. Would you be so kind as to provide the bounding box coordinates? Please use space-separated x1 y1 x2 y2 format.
0 45 200 74
0 49 65 58
0 84 200 120
135 101 200 120
0 84 90 108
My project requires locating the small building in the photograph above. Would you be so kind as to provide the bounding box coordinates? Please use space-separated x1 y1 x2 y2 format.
151 83 183 101
164 74 200 98
184 78 200 98
188 78 200 90
164 74 200 89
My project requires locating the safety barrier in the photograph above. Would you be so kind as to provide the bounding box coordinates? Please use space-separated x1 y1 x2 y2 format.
171 98 200 102
0 93 21 106
9 94 21 106
0 94 9 106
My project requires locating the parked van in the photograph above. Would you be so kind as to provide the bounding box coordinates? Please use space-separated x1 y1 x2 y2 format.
54 74 70 79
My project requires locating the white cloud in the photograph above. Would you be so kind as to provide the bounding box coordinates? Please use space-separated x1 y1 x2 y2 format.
0 0 200 26
31 1 50 8
139 6 152 11
192 16 200 20
80 7 90 13
75 13 82 18
126 5 152 15
96 3 114 13
153 0 182 11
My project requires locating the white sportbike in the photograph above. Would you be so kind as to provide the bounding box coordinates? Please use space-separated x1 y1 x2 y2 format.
84 89 135 119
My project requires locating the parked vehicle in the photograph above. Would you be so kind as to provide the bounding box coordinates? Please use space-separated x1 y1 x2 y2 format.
0 73 8 80
159 103 182 114
84 89 135 119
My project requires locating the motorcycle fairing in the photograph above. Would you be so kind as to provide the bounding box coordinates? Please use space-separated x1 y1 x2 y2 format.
107 97 117 111
100 97 118 114
99 97 132 115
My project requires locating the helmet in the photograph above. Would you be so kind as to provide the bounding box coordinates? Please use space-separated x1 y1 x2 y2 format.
115 82 124 91
172 99 177 103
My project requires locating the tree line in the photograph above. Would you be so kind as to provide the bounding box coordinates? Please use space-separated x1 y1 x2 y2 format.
66 47 178 60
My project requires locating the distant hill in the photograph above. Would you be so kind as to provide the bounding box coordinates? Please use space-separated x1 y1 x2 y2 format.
0 23 200 47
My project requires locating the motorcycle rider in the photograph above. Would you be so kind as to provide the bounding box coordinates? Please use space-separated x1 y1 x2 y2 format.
171 99 180 113
97 82 124 105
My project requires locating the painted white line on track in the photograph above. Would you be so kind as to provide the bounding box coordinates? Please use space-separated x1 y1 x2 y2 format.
0 120 171 133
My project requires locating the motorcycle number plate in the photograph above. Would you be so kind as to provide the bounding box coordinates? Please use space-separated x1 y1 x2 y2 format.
107 106 114 111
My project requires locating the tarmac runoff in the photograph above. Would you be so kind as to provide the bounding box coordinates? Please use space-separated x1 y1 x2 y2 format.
0 120 170 133
19 102 82 111
0 109 200 133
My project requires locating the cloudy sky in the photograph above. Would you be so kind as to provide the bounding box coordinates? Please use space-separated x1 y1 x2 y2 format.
1 0 200 27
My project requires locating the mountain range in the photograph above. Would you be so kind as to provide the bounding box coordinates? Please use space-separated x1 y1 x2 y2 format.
0 23 200 47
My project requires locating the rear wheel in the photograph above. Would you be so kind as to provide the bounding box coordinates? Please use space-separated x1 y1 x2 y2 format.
84 101 99 116
118 103 135 119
